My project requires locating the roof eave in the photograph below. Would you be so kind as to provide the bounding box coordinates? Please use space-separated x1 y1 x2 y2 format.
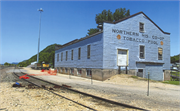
56 31 103 51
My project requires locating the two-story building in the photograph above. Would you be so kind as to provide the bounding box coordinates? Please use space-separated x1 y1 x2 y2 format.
55 12 171 81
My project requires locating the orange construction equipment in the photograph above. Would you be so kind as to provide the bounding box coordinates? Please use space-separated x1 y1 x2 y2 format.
19 74 30 79
41 69 45 72
29 69 57 76
48 69 57 75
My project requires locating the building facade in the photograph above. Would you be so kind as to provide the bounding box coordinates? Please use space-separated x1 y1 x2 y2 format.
55 12 170 81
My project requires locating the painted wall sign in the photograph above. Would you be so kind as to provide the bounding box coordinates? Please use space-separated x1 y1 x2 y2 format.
160 41 163 45
112 29 164 45
117 34 121 39
112 29 139 36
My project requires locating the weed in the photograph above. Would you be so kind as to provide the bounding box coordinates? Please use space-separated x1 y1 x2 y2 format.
130 75 179 85
162 81 180 85
131 76 138 79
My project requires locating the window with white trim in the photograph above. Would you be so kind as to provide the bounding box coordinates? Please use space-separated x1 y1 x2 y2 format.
158 48 163 60
139 45 145 59
139 22 144 32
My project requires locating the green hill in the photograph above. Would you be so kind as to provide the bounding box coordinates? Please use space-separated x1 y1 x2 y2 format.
18 44 61 67
171 54 180 63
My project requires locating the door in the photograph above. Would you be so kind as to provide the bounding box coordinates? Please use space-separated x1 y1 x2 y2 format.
137 69 144 77
117 50 127 66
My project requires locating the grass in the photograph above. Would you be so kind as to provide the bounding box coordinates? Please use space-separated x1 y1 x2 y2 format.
130 75 180 85
130 75 157 82
131 76 138 79
162 80 180 85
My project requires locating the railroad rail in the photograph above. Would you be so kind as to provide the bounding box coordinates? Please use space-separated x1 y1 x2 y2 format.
14 67 149 111
0 66 12 70
13 68 96 111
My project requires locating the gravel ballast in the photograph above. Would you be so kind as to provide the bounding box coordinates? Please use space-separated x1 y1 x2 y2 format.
1 67 180 111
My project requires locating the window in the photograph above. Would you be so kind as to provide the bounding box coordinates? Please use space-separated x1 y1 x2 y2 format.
60 68 63 73
87 45 91 59
66 51 68 61
138 69 143 72
158 48 163 60
57 54 59 62
78 48 81 60
65 68 68 73
86 69 92 77
139 22 144 32
137 69 143 77
77 69 82 75
70 68 74 75
139 45 145 59
71 50 73 60
61 52 63 61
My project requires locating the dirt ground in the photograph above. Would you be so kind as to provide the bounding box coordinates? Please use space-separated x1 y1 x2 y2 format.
1 67 180 111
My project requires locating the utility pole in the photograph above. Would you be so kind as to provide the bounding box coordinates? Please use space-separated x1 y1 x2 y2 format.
37 8 43 64
147 72 150 96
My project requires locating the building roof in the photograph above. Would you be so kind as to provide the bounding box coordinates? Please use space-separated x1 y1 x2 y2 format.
104 11 170 35
55 31 103 51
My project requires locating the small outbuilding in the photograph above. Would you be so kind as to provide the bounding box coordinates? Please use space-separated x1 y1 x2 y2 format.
55 12 170 81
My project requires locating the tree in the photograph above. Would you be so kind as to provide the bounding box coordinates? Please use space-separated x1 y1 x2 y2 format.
87 8 130 36
113 8 130 21
125 9 130 17
4 62 10 66
18 62 26 67
171 54 180 63
87 28 99 36
95 9 113 25
49 51 55 68
88 10 113 36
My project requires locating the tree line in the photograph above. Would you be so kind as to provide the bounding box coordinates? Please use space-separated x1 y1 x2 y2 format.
171 54 180 63
18 44 60 67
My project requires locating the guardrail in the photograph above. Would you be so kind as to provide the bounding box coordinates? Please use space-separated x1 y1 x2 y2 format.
170 68 180 81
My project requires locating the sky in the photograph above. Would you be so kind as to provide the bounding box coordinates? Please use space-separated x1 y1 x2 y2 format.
0 0 179 64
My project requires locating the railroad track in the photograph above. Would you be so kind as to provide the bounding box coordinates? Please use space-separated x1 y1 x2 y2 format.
0 66 12 70
13 67 149 111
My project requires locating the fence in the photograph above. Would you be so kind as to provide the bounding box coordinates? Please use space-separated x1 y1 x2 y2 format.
170 67 180 81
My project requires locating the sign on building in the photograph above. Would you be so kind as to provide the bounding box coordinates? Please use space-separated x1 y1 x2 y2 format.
117 50 128 66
